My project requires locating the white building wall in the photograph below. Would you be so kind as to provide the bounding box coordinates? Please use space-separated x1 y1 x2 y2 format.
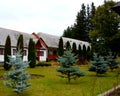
40 50 47 61
23 49 28 61
0 55 4 62
11 48 28 62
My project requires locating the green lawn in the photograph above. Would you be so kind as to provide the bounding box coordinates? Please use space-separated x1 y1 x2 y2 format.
0 65 120 96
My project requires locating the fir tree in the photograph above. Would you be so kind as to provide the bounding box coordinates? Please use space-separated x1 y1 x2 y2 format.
74 4 90 42
89 53 108 75
106 52 119 71
56 49 85 83
3 50 31 94
58 37 64 56
63 26 74 38
4 35 11 70
28 38 36 68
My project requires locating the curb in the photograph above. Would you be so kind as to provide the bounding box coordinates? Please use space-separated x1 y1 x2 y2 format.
98 85 120 96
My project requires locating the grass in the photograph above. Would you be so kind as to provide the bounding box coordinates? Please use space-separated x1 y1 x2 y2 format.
0 64 120 96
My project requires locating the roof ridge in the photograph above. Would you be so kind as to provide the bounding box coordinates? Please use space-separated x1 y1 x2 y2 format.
37 32 60 38
0 27 31 35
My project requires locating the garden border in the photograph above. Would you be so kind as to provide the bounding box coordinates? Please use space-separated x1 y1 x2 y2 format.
98 85 120 96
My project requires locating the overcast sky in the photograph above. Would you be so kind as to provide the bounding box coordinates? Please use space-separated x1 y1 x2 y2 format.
0 0 118 36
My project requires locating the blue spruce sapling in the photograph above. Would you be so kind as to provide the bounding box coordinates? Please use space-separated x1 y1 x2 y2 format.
3 50 31 94
89 53 108 75
106 52 119 71
56 49 85 83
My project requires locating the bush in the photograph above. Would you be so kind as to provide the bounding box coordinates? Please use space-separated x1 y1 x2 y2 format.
36 62 51 67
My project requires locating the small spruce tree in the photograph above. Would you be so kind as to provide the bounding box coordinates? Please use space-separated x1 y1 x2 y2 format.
3 50 31 94
56 49 85 83
89 53 108 75
106 52 119 71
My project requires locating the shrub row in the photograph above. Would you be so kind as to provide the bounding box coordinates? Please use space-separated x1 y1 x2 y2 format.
36 62 51 67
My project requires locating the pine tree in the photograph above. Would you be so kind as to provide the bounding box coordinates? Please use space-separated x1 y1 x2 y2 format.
89 53 108 75
90 2 96 31
56 49 85 83
16 34 24 58
4 35 11 70
106 52 119 71
74 4 90 41
28 38 36 68
63 26 73 38
58 37 64 56
3 50 31 94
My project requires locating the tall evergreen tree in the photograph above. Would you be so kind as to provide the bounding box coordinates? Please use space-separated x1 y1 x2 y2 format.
56 49 85 83
63 26 73 38
4 35 11 70
78 44 82 57
58 37 64 56
86 2 96 42
74 3 89 41
4 50 31 94
16 34 24 58
83 44 87 59
86 4 91 42
28 38 36 68
89 2 96 31
86 46 91 61
72 42 77 55
62 3 95 42
66 41 71 50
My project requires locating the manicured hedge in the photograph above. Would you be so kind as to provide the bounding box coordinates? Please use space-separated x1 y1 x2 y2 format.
36 62 51 67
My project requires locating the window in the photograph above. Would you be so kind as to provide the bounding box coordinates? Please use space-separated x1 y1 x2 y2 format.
24 50 27 56
37 51 44 56
40 51 44 56
13 49 16 55
0 48 4 55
